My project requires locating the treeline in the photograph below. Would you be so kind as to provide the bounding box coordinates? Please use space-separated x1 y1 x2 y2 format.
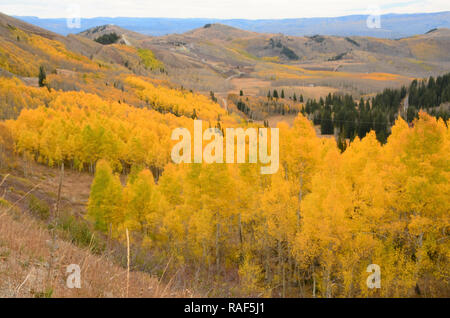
302 73 450 144
408 73 450 122
303 89 405 143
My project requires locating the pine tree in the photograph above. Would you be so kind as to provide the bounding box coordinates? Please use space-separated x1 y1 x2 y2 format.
320 107 334 135
38 65 46 87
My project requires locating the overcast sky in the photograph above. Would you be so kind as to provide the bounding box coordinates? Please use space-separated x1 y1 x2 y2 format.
1 0 450 19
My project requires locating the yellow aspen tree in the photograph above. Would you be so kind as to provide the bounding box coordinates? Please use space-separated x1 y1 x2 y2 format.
124 169 162 244
87 160 124 234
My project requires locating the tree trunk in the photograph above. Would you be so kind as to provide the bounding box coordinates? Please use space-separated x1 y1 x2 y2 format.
216 219 220 274
55 162 64 219
238 213 243 246
312 265 316 298
297 176 303 227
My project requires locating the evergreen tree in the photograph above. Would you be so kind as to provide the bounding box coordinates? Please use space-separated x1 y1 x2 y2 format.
38 65 46 87
320 107 334 135
273 90 279 99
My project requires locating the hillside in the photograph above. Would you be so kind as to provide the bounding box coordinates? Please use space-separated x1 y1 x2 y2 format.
79 24 148 45
6 10 450 95
0 12 448 299
0 13 227 298
134 23 450 94
0 157 189 297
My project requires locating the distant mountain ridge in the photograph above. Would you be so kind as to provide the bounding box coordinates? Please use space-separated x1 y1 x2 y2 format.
2 11 450 97
14 11 450 38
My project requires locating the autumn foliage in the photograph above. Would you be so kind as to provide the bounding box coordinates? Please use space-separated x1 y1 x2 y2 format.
0 19 448 297
80 112 449 297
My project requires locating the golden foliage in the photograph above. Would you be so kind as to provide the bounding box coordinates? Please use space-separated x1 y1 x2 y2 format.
5 78 195 173
79 112 449 297
126 76 236 124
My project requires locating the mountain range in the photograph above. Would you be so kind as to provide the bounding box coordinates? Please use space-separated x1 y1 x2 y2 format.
15 11 450 38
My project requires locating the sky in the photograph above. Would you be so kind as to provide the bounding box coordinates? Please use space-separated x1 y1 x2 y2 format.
1 0 450 19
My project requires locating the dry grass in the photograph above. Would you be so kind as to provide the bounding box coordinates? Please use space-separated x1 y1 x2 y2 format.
0 208 191 298
228 77 271 96
1 157 93 214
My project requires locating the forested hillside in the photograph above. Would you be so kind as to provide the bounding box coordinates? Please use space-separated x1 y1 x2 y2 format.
0 13 448 298
82 113 449 297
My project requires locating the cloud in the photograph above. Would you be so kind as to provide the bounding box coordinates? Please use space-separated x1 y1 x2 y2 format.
1 0 449 19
